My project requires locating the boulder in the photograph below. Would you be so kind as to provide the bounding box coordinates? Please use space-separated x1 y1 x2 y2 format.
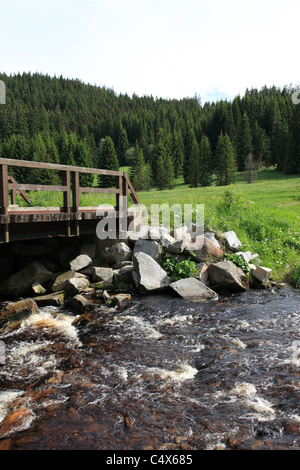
92 267 114 283
31 282 46 295
133 239 159 259
112 261 133 269
128 225 149 243
33 292 65 307
69 254 93 272
51 271 87 293
171 225 188 240
222 231 242 251
166 233 191 255
65 277 91 296
102 242 132 264
161 233 176 248
196 262 208 284
252 266 272 283
67 294 96 314
170 278 218 302
133 252 171 292
148 226 161 241
0 298 39 329
207 260 249 293
0 261 53 298
114 265 135 285
204 232 221 248
109 294 132 309
186 235 223 262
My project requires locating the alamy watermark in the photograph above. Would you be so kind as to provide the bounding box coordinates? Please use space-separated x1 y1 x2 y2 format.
96 200 205 242
0 80 6 105
291 88 300 105
0 340 5 365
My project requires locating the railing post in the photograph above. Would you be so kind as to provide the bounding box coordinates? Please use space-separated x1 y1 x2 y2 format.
63 170 71 237
72 171 80 236
0 164 9 242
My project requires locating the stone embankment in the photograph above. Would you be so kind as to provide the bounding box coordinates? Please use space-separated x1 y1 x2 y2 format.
0 224 276 328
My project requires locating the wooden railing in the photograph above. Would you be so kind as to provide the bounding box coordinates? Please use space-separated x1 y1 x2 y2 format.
0 158 140 242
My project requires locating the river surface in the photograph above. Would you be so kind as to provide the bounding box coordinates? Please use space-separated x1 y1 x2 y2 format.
0 286 299 450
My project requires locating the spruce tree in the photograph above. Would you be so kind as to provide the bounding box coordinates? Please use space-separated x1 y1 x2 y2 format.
97 136 119 187
215 132 237 186
198 135 213 187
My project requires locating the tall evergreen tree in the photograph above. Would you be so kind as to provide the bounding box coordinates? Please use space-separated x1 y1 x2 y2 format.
198 135 213 187
97 136 119 187
215 132 237 186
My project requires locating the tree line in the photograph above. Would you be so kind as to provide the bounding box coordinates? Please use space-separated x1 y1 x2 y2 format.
0 72 299 191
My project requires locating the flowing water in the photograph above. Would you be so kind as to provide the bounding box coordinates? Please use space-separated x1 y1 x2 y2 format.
0 286 299 450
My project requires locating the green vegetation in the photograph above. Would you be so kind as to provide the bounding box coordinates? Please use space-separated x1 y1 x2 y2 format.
158 251 198 282
222 252 250 275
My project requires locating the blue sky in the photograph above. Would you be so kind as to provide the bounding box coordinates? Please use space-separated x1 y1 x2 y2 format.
0 0 299 102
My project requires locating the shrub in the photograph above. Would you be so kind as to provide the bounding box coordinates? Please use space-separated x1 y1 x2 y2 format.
158 251 198 281
222 252 250 274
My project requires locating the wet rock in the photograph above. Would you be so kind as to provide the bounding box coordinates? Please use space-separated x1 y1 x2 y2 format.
0 261 53 298
252 266 272 283
109 294 132 309
31 282 46 295
67 294 96 314
51 271 87 293
133 239 159 259
91 280 114 290
33 291 65 307
222 231 242 251
133 252 171 292
92 267 114 283
186 235 223 262
102 242 132 264
170 277 218 302
0 298 39 329
69 254 93 272
65 277 91 296
207 260 249 293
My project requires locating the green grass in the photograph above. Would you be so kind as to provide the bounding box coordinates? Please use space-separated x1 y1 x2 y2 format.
16 169 300 283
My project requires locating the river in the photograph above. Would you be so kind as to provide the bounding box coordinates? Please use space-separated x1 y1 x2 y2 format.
0 286 299 450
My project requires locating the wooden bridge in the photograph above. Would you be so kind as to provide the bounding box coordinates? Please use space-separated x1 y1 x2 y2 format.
0 158 140 244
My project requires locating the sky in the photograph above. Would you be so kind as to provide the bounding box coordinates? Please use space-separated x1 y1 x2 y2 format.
0 0 299 103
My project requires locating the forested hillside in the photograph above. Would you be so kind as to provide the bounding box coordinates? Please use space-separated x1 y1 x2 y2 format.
0 72 299 189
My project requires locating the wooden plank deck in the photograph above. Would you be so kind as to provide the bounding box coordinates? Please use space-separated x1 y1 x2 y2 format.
0 158 140 243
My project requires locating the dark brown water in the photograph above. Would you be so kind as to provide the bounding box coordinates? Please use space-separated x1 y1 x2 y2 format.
0 286 300 450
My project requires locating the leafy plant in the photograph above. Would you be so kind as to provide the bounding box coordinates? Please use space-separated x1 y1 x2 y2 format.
222 252 250 274
158 251 198 281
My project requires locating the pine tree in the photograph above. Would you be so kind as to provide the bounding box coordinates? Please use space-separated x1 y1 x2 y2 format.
198 135 213 187
215 132 237 186
171 129 184 178
129 144 152 191
97 136 119 187
236 112 252 171
244 152 258 183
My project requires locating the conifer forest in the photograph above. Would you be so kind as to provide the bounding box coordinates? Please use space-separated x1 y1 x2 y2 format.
0 72 299 190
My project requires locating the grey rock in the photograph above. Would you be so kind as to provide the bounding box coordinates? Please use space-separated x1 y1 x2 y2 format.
207 260 249 293
112 261 133 269
166 233 191 254
51 271 87 293
69 254 93 272
170 278 218 302
133 252 171 292
114 265 135 284
252 266 272 283
92 267 114 283
102 242 132 264
0 261 53 297
65 277 91 296
133 239 159 259
186 235 223 262
222 231 242 251
196 262 208 284
161 233 176 248
204 232 221 248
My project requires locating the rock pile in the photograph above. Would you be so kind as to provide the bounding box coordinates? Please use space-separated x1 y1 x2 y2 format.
0 224 274 322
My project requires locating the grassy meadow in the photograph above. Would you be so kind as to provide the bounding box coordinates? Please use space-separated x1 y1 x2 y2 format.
16 168 300 284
